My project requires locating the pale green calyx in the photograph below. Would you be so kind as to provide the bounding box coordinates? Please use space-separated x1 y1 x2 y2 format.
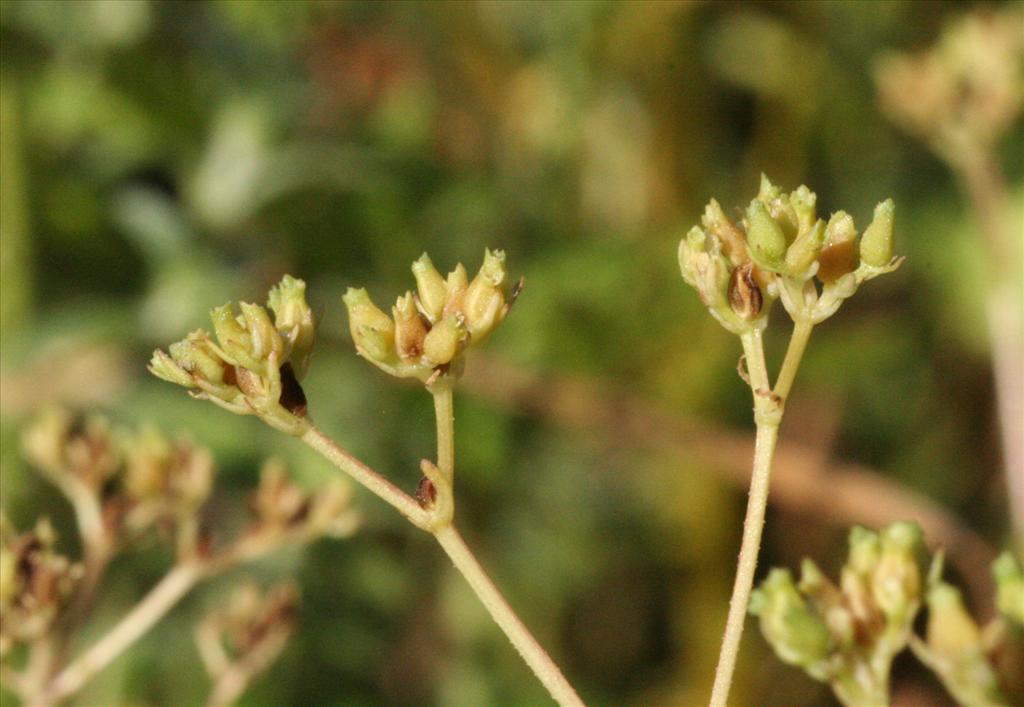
679 176 903 334
749 569 833 676
148 275 315 436
860 199 896 267
344 249 517 383
745 199 788 271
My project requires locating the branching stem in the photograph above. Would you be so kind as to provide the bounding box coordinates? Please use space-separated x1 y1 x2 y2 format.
709 322 811 707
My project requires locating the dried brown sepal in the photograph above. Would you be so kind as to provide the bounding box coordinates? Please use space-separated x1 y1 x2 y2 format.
728 263 763 321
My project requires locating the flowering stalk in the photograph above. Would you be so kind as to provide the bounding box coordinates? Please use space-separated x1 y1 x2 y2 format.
152 262 584 706
677 176 901 706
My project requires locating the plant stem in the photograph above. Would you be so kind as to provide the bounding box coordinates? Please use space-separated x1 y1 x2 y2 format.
40 564 202 706
774 319 813 402
300 425 428 527
433 525 584 707
709 327 785 707
432 382 455 482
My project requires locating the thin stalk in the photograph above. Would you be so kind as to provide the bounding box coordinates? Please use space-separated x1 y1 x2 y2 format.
432 382 455 482
300 425 427 527
774 319 813 403
434 525 584 707
41 564 202 706
709 327 786 707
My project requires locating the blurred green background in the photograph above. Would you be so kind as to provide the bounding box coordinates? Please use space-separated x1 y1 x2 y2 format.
1 1 1021 705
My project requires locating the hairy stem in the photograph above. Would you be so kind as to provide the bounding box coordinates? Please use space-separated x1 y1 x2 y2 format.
300 425 428 527
433 525 584 707
709 327 787 707
432 382 455 482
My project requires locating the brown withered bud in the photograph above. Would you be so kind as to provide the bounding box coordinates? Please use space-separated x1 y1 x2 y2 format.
0 518 82 656
415 476 437 509
728 263 764 321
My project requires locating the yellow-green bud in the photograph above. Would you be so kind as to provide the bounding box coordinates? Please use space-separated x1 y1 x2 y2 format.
149 349 197 388
393 292 428 362
872 521 923 621
343 288 396 364
993 552 1024 624
757 173 783 203
818 212 859 282
847 526 881 578
789 185 818 235
925 583 981 657
412 253 448 323
170 332 229 385
239 302 285 368
785 219 826 275
462 249 508 337
860 199 895 267
422 315 467 366
268 275 315 379
745 199 787 271
443 263 469 318
750 568 832 670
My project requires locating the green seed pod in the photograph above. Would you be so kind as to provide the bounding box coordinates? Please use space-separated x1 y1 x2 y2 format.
343 288 396 364
860 199 896 267
789 185 818 235
745 199 788 271
412 253 448 323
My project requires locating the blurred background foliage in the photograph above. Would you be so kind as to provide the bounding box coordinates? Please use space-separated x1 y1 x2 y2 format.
0 1 1021 705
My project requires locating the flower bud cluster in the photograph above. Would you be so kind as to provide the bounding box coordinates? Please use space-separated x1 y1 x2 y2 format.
22 407 119 493
344 249 518 382
149 275 315 436
679 175 901 333
121 426 215 532
750 522 925 705
21 409 215 549
0 516 82 657
876 7 1023 164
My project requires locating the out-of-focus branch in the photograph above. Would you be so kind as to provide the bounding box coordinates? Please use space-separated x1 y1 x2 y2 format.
464 356 997 609
875 7 1024 542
